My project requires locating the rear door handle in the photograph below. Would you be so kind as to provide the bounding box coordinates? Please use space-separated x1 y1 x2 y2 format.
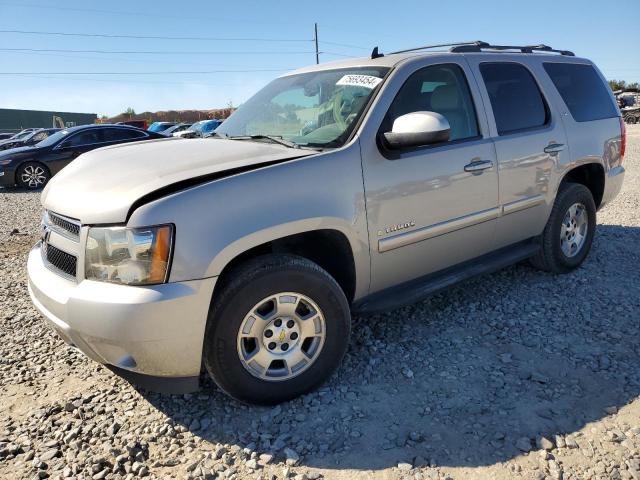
464 159 493 173
544 143 565 154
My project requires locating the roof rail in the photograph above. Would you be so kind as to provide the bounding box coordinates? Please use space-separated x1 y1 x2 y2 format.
389 41 485 55
387 40 574 57
450 42 575 56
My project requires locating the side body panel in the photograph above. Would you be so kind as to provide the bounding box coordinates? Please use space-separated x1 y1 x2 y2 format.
464 54 569 249
358 55 500 293
540 58 624 208
41 147 77 176
128 143 372 300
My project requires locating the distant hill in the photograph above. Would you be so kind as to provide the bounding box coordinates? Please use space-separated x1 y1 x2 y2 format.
104 108 235 124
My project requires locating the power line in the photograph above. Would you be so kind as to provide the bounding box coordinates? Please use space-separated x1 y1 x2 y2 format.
0 69 290 75
319 40 370 50
1 50 300 68
4 73 245 87
0 29 311 43
0 48 317 55
320 51 357 58
0 1 293 25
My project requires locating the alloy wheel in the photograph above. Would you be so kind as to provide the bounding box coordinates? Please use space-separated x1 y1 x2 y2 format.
236 292 326 381
20 165 47 188
560 202 588 257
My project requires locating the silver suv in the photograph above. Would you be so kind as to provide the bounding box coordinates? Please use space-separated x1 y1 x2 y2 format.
28 41 626 404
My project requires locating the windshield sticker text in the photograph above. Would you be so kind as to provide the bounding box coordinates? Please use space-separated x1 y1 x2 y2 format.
336 75 383 89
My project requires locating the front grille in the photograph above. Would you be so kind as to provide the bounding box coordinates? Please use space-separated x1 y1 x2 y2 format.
48 212 80 240
43 243 77 278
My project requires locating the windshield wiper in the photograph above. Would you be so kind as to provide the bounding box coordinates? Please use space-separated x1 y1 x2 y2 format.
227 134 299 149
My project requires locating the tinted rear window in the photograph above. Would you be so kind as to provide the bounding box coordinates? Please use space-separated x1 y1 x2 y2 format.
480 63 548 135
103 128 146 141
543 63 617 122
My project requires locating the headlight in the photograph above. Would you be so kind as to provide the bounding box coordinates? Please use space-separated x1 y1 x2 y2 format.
85 224 173 285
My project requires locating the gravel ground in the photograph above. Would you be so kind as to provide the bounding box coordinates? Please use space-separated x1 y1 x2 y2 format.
1 125 639 480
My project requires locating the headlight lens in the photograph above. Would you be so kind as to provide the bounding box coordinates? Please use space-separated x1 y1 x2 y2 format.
85 224 173 285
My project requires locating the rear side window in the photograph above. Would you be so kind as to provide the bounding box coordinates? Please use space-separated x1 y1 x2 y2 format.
103 128 147 142
480 63 548 135
62 130 102 147
543 63 617 122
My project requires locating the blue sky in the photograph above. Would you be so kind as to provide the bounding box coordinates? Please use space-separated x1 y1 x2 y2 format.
0 0 638 117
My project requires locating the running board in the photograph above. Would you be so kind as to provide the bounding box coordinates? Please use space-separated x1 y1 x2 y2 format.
352 241 540 314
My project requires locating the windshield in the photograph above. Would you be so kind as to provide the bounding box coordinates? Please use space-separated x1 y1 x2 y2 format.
35 129 70 147
216 67 389 148
22 129 44 142
148 122 173 132
202 121 219 133
190 120 207 132
10 130 32 140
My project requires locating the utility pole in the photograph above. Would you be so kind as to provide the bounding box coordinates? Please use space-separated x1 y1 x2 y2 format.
314 23 319 64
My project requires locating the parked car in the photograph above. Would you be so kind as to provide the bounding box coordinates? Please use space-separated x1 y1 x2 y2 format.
27 42 625 404
147 122 176 133
118 120 149 130
162 123 192 136
174 119 221 138
0 128 60 151
5 128 38 142
0 124 164 189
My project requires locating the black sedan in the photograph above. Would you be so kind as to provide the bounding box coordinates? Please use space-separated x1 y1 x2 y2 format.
0 128 61 151
0 124 164 189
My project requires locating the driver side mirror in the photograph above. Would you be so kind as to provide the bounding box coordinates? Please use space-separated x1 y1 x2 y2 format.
382 111 450 150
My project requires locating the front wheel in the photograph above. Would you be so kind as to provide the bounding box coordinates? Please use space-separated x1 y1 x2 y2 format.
203 255 351 404
16 162 51 189
530 182 596 273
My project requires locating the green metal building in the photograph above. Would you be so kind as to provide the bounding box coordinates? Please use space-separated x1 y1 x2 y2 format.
0 108 97 132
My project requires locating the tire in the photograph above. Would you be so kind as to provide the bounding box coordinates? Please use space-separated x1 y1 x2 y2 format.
624 115 636 125
203 254 351 404
530 182 596 273
16 162 51 189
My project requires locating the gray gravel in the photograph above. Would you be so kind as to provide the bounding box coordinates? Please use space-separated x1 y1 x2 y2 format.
1 125 639 480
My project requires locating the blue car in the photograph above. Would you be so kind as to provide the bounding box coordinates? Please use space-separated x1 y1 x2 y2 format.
174 119 222 138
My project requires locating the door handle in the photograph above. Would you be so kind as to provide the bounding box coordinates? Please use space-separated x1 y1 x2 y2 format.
544 143 565 154
464 159 493 173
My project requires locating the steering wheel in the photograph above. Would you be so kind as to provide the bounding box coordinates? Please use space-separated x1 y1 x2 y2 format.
332 90 349 130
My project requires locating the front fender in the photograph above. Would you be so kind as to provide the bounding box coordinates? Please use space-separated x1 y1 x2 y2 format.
205 216 362 276
128 143 371 300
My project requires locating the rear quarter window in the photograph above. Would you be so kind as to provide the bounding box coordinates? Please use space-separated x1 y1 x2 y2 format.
543 63 618 122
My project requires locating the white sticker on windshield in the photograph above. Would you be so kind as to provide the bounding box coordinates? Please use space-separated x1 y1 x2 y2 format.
336 74 383 89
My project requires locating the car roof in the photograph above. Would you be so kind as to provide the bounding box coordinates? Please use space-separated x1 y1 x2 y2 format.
63 123 142 133
283 47 591 77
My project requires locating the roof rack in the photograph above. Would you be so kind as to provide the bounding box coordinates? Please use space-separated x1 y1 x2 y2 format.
388 40 575 57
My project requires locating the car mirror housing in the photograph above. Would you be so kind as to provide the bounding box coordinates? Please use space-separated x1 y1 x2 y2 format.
383 111 450 149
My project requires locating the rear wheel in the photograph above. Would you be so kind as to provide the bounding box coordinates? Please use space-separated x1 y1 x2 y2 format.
203 254 351 404
530 182 596 273
16 162 51 189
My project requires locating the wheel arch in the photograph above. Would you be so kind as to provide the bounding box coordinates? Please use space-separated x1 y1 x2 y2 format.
210 223 361 304
558 162 605 209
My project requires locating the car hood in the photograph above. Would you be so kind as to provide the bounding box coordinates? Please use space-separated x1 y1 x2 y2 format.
0 145 39 157
0 139 25 149
42 138 315 224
